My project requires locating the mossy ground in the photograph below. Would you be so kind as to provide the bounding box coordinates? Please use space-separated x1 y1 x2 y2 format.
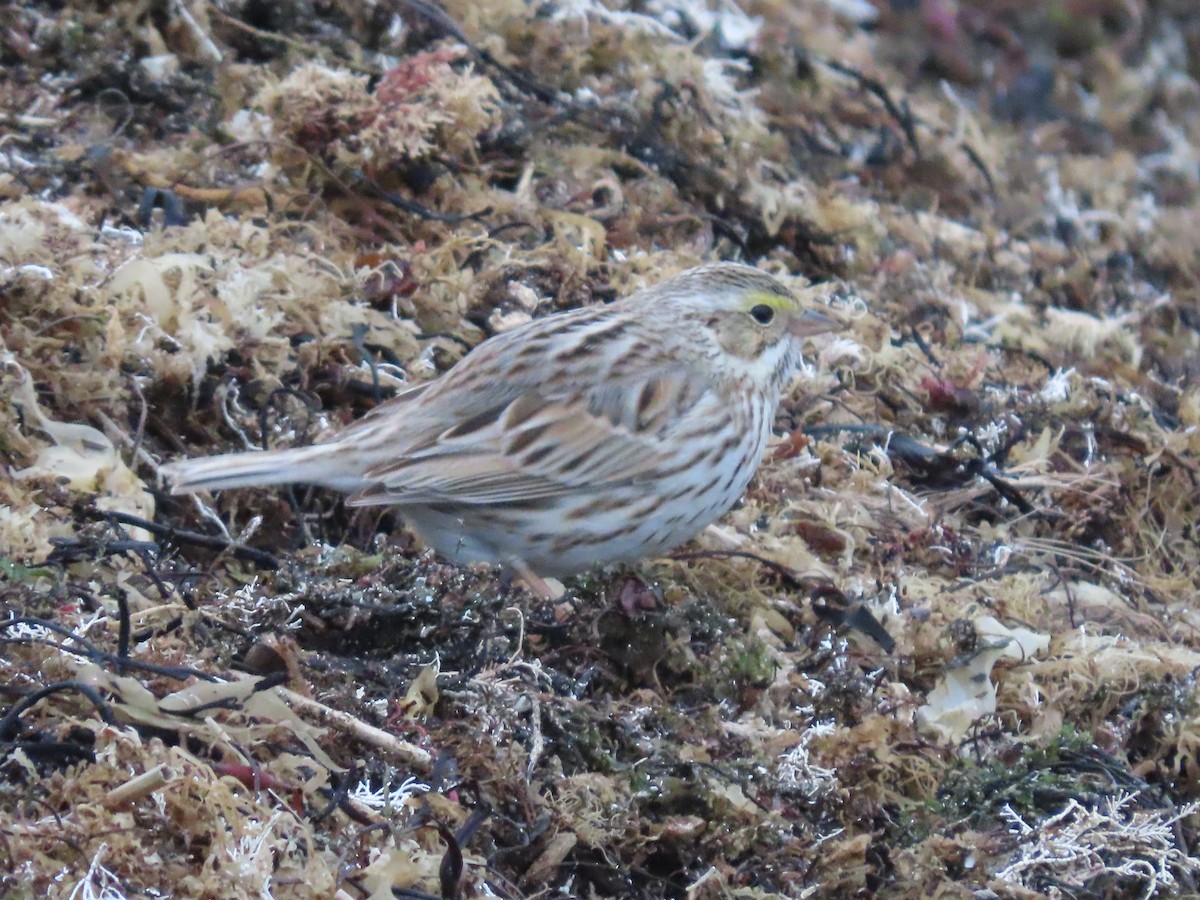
4 0 1200 896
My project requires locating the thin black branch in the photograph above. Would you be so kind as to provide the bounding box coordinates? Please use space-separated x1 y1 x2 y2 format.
0 680 119 741
78 508 279 569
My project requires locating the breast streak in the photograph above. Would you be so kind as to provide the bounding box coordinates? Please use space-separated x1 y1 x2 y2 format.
482 382 770 575
595 387 769 561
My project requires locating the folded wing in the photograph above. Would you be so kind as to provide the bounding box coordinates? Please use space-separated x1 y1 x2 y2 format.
348 369 719 507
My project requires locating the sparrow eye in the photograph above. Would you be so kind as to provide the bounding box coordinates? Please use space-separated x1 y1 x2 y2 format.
749 304 775 325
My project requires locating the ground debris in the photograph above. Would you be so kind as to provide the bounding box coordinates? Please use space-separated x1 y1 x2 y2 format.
4 0 1200 896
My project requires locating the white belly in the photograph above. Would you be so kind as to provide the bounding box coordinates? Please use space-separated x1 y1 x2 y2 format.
401 418 769 577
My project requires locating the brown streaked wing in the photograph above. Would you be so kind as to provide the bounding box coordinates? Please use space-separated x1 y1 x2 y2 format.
346 367 720 507
335 306 612 452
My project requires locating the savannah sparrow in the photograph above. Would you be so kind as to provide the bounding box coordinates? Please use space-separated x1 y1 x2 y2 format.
162 263 840 593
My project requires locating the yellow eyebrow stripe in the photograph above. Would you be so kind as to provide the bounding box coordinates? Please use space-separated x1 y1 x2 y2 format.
741 291 796 312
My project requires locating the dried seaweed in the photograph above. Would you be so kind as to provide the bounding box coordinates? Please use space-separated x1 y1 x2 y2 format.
5 0 1200 896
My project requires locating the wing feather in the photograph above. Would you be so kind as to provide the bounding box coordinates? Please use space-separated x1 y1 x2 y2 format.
347 369 720 507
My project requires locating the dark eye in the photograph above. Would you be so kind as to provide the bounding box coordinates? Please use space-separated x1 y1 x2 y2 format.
749 304 775 325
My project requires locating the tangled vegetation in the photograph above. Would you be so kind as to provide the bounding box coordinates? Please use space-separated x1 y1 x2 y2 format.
3 0 1200 896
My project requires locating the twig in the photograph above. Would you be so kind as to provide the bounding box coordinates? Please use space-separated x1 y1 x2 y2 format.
104 764 172 808
355 180 493 224
391 0 558 102
1 615 221 682
279 687 433 771
79 508 279 569
823 60 920 157
0 681 119 741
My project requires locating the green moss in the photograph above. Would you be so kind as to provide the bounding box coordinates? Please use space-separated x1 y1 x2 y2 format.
716 636 778 703
901 727 1110 845
0 558 55 583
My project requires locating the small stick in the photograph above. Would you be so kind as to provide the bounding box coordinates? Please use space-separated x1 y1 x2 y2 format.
104 764 172 808
278 687 432 771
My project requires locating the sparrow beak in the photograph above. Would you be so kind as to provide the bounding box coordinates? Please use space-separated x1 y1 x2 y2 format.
788 307 846 338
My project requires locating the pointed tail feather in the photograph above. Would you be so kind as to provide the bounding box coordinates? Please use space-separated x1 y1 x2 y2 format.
161 444 365 494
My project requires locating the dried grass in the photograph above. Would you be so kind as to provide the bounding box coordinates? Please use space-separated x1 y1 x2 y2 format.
4 0 1200 896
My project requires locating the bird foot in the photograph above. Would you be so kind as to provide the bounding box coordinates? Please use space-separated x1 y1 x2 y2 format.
508 559 565 600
